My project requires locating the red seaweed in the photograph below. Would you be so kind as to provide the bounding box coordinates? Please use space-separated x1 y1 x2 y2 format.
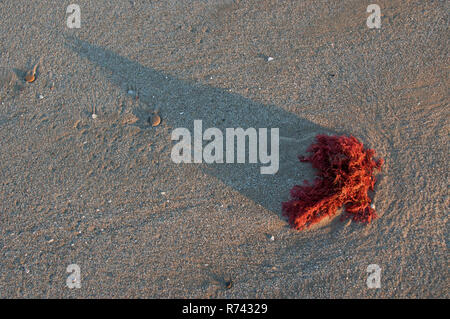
282 134 384 230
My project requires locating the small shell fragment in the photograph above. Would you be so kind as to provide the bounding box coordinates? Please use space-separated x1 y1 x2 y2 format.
225 280 233 289
149 114 161 127
25 73 36 83
25 60 40 83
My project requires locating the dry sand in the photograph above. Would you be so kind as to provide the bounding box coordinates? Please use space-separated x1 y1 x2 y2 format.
0 0 448 298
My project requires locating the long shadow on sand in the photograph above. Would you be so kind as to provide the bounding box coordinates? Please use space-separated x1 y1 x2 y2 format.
65 35 333 216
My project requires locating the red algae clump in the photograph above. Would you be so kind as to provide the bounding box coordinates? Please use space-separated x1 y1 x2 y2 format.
282 134 384 230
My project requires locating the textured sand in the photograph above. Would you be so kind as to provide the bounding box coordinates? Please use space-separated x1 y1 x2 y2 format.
0 0 448 298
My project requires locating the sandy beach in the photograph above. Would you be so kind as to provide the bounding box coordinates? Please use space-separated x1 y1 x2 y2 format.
0 0 448 298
